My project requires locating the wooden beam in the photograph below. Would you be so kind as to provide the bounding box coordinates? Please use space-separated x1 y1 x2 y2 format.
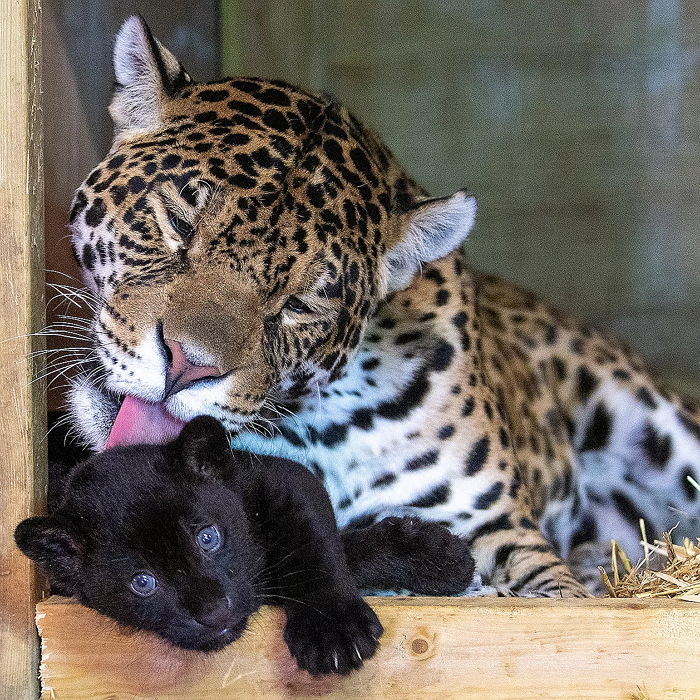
0 0 45 698
37 596 700 699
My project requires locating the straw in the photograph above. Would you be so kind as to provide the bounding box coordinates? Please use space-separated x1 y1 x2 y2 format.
600 532 700 602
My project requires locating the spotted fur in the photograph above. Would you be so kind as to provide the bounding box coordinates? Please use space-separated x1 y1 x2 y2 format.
67 17 700 597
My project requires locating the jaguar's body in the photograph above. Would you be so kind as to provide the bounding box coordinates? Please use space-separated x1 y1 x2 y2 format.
66 16 700 597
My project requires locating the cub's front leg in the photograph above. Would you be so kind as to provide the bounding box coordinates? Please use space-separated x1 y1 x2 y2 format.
246 457 382 675
282 596 382 676
342 516 476 595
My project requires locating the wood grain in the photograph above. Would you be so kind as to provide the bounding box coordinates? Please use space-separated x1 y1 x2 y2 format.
37 596 700 699
0 0 46 698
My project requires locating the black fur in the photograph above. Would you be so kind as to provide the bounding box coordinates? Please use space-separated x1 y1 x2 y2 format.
18 416 475 675
342 516 475 595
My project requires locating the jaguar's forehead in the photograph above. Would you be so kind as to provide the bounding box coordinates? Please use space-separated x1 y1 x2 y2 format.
70 77 393 291
76 80 325 205
66 448 227 527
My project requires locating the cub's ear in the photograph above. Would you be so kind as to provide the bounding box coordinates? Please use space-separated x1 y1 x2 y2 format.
110 15 192 138
172 416 232 480
14 516 83 594
383 190 476 294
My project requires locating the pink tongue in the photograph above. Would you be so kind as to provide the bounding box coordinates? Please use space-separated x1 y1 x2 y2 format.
105 395 186 449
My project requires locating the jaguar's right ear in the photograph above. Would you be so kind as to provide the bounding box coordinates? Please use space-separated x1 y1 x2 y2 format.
382 190 477 294
110 15 192 138
15 516 83 595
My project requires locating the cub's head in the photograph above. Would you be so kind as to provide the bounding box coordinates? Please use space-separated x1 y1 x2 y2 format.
68 15 476 449
16 417 262 652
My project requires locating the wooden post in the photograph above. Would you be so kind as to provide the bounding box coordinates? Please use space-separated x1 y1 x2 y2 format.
0 0 46 698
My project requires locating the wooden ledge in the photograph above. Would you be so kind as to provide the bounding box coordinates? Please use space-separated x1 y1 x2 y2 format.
37 595 700 699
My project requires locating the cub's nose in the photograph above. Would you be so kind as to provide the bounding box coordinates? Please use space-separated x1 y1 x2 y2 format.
163 338 221 397
193 595 232 631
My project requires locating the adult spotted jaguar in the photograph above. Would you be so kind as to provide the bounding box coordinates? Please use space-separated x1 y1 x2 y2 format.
65 16 700 597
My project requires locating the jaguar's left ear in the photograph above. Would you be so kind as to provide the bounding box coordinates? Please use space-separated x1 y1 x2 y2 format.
110 15 192 139
382 190 476 294
171 416 232 480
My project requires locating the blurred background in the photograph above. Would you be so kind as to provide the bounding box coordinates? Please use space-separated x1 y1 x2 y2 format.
44 0 700 410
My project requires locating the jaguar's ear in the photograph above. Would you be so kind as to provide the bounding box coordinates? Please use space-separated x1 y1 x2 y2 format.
382 191 476 294
15 516 83 595
172 416 232 480
110 15 192 138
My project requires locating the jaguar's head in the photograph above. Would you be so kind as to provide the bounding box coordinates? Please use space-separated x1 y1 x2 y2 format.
67 15 476 450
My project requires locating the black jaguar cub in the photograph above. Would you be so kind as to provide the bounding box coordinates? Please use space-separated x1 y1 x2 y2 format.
17 416 474 675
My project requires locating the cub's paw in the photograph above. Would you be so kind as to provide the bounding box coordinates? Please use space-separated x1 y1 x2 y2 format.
283 597 383 676
375 516 476 595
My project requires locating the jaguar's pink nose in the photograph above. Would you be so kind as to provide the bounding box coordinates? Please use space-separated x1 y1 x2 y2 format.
164 339 221 397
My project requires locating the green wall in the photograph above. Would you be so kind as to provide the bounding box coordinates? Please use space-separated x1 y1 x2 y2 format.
220 0 700 395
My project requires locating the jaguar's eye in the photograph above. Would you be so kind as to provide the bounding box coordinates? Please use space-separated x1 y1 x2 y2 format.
166 209 194 241
283 296 313 314
130 571 158 597
196 525 222 552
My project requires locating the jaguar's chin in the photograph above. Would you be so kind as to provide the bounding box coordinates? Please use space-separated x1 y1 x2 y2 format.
67 374 121 451
166 617 250 653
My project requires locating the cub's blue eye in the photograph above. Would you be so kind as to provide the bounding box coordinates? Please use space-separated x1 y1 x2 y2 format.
130 572 157 597
196 525 221 552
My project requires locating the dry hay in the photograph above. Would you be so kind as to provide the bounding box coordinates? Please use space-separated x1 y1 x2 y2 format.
599 474 700 601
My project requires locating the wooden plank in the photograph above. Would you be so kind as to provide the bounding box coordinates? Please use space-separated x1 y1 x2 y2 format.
37 596 700 699
0 0 46 698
